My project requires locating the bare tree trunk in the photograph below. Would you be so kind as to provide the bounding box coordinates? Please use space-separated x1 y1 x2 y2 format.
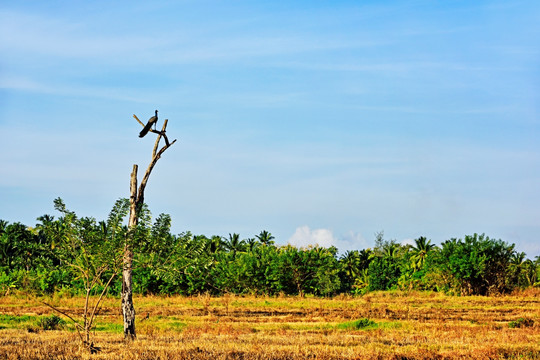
123 164 138 340
122 114 176 340
121 245 135 339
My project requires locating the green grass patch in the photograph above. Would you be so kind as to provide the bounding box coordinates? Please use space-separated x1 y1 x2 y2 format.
0 314 68 331
378 321 402 329
94 322 123 333
150 320 188 332
169 321 188 331
337 318 377 330
0 314 38 328
0 314 36 323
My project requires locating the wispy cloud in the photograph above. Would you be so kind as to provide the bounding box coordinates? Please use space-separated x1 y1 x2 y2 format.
0 76 50 93
0 75 156 103
0 9 379 67
0 10 161 61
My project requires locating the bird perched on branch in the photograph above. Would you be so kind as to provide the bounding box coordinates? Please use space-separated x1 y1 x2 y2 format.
139 110 158 138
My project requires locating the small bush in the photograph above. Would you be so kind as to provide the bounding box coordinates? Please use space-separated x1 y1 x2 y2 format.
337 318 376 330
508 318 534 328
37 314 65 330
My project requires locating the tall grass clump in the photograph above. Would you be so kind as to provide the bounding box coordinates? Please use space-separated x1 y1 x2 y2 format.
36 314 65 330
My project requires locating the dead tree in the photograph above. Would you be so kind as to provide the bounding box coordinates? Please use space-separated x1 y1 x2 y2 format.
123 111 176 339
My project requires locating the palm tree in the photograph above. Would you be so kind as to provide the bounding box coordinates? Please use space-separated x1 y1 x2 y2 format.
340 250 361 279
353 268 370 293
383 242 401 259
511 252 526 266
0 219 9 234
520 259 537 288
411 236 435 270
510 252 527 287
223 233 246 258
203 235 224 254
245 238 258 252
256 230 275 246
357 249 373 270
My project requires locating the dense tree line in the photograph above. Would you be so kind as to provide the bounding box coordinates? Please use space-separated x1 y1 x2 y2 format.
0 199 538 297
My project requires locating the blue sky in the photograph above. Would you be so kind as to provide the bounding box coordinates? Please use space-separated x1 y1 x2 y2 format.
1 1 539 257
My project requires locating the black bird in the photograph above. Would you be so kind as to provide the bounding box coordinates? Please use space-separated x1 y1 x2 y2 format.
139 110 158 138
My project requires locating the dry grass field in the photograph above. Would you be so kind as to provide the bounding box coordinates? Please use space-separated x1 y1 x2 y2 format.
0 289 539 359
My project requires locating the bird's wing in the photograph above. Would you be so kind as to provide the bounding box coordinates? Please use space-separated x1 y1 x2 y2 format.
139 122 153 138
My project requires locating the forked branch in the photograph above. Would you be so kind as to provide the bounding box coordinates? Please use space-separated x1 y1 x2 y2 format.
132 114 177 206
133 114 173 144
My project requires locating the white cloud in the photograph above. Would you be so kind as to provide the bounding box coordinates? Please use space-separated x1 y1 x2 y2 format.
288 226 370 253
340 231 370 251
288 226 337 249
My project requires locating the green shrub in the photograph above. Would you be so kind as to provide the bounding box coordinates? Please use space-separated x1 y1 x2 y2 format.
36 314 65 330
508 318 534 328
368 257 401 291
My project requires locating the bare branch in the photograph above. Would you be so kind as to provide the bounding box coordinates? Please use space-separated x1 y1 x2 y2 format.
88 272 117 330
41 301 85 343
151 121 163 159
137 138 176 203
161 119 170 146
137 119 176 205
129 165 138 224
41 301 82 328
84 288 90 331
132 114 145 127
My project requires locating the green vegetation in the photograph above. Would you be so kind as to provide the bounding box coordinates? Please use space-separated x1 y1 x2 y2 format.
36 314 65 330
337 318 377 330
0 199 539 298
509 318 535 328
0 314 37 329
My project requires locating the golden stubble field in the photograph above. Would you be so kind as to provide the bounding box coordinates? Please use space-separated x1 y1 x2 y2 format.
0 290 539 359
